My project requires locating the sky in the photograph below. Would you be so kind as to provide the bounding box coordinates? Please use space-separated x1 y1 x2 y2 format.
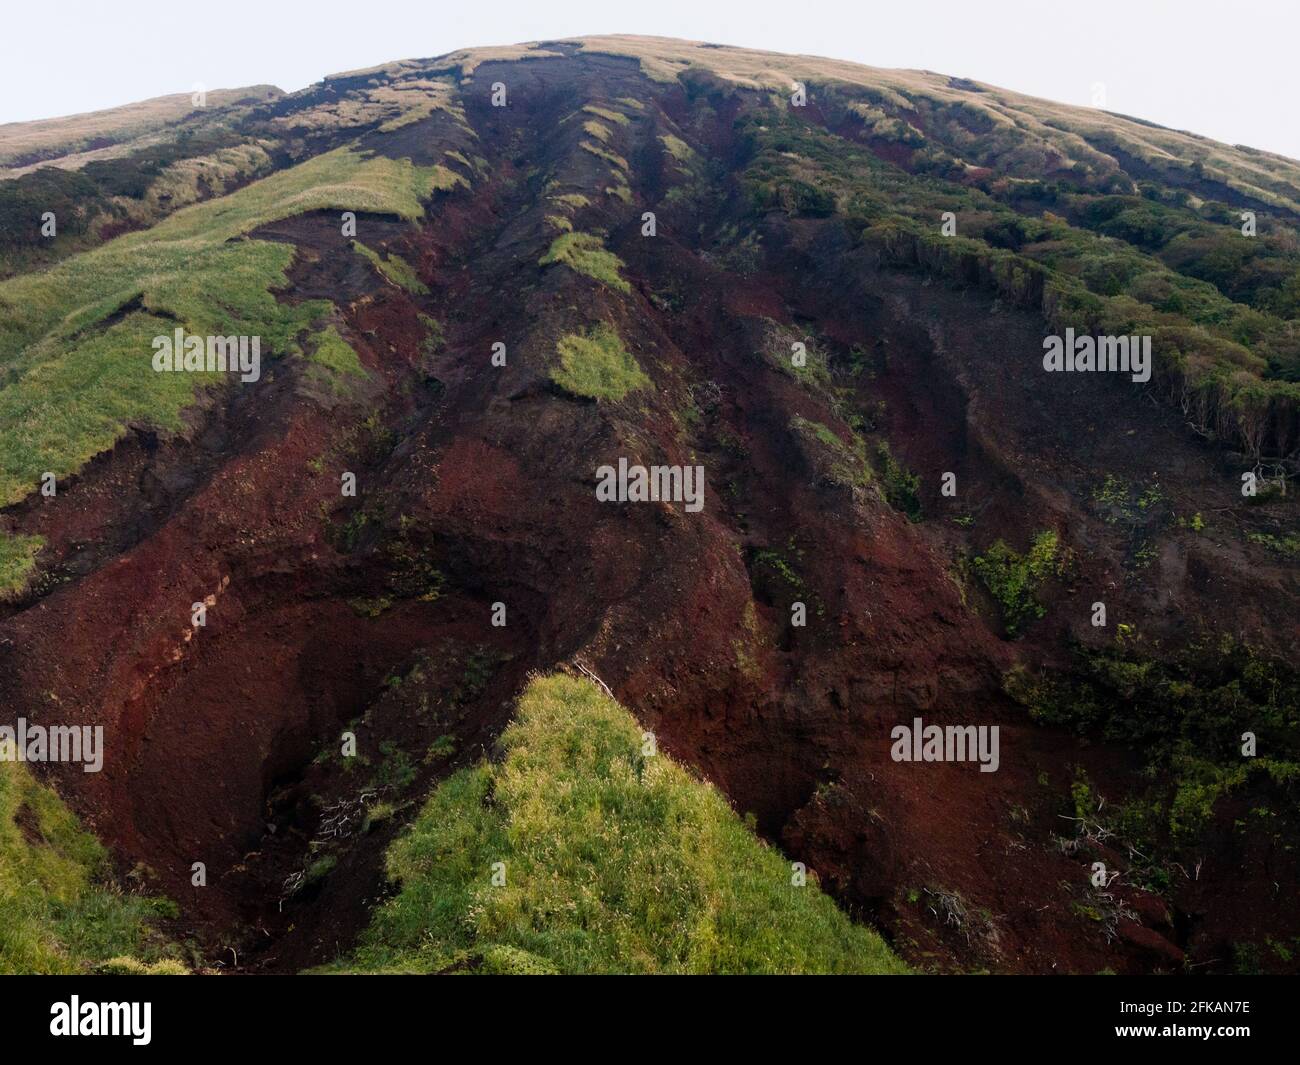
2 0 1297 160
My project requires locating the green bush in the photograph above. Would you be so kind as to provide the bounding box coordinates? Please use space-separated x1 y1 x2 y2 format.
1007 637 1300 844
876 442 921 521
971 530 1060 636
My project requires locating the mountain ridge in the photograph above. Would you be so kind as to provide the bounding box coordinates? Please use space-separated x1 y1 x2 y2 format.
0 35 1296 975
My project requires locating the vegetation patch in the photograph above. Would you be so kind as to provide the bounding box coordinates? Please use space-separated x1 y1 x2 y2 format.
551 324 649 401
583 105 630 127
552 193 591 210
971 530 1063 636
1246 529 1300 557
737 103 1300 462
0 533 44 601
789 415 871 489
580 140 629 172
1008 636 1300 854
660 134 695 164
351 241 428 295
0 761 182 974
0 147 449 505
321 673 908 974
538 232 631 293
306 326 368 396
875 441 922 521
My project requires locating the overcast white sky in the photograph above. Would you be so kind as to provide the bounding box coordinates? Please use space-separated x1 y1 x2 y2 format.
3 0 1297 160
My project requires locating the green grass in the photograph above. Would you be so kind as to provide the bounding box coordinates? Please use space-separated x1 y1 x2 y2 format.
538 232 630 293
321 673 908 974
0 760 182 974
0 533 43 600
0 147 448 505
305 326 368 395
351 240 428 295
551 324 650 401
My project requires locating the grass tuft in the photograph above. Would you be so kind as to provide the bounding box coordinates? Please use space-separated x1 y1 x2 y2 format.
351 241 429 295
551 324 650 401
538 232 630 293
0 533 44 601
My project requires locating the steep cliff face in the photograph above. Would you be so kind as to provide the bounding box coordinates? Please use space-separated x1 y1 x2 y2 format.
1 37 1297 974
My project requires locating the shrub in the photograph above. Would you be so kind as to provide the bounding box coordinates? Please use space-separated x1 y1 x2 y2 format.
876 442 922 521
971 530 1060 636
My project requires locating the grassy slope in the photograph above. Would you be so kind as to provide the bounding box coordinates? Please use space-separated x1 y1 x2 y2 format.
322 674 908 975
735 102 1300 455
0 147 444 505
0 760 183 974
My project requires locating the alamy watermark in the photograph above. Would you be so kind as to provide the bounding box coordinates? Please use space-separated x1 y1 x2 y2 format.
0 718 103 772
890 716 1000 773
152 327 261 383
50 997 150 1045
596 457 705 513
1042 328 1151 383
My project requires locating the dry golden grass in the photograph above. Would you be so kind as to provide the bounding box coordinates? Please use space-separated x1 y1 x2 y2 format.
271 77 472 138
119 143 275 223
0 87 281 173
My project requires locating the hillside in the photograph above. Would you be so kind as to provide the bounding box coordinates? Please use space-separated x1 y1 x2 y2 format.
0 87 283 177
0 35 1297 975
